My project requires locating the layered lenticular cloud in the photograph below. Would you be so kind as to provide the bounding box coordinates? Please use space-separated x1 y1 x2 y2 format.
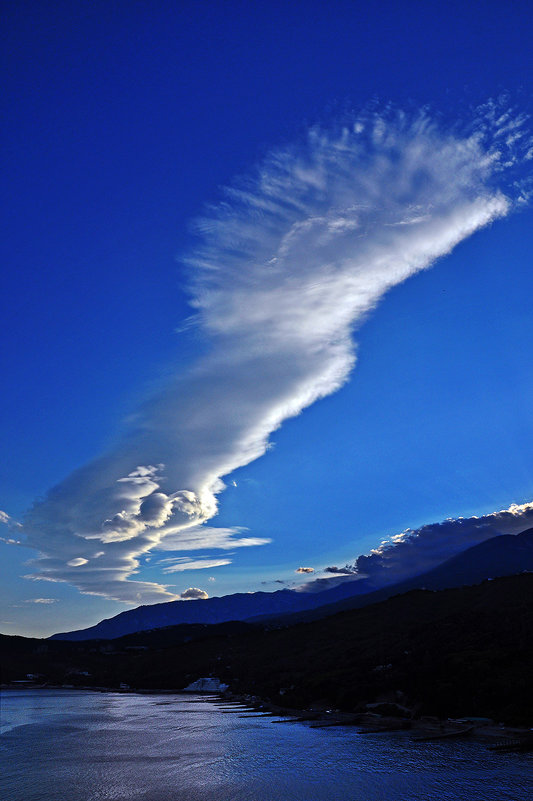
18 103 531 603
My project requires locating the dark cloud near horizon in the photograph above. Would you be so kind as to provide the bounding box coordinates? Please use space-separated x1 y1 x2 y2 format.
303 502 533 592
324 565 357 574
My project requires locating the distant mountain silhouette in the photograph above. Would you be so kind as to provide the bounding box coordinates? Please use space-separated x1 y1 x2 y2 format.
50 527 533 640
49 580 377 640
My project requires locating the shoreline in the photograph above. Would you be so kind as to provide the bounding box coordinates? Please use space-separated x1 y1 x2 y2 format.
3 683 532 748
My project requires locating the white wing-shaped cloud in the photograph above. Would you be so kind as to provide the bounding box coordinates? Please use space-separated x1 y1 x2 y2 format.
19 104 531 603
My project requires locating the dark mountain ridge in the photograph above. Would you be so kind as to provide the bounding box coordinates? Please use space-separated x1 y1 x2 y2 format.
50 527 533 641
49 576 382 641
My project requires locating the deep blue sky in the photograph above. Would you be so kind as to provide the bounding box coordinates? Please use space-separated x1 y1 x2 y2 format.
2 1 532 636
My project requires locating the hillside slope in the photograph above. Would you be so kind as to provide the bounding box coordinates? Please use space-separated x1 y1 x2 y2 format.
4 573 533 725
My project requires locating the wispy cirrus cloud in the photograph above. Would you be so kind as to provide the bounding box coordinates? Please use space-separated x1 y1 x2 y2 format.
24 598 59 605
158 557 231 574
0 509 22 545
153 526 271 552
15 102 531 604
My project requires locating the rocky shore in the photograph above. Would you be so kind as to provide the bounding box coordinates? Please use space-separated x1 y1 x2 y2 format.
197 690 533 749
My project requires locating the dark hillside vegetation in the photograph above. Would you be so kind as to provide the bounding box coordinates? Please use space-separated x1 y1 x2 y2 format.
2 574 532 725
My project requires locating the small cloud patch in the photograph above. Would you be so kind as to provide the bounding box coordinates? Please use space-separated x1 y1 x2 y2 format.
295 567 314 574
180 587 208 600
25 598 58 604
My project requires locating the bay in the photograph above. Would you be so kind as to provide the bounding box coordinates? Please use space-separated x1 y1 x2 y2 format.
1 689 531 801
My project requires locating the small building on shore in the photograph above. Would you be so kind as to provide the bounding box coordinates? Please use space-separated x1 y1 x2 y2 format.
183 677 228 693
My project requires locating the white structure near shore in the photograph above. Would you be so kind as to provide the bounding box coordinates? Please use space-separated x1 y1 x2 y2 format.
183 677 228 693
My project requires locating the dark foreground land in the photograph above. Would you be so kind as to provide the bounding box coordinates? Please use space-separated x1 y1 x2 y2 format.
2 574 532 727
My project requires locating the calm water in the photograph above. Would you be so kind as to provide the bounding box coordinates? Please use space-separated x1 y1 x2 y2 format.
1 690 532 801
